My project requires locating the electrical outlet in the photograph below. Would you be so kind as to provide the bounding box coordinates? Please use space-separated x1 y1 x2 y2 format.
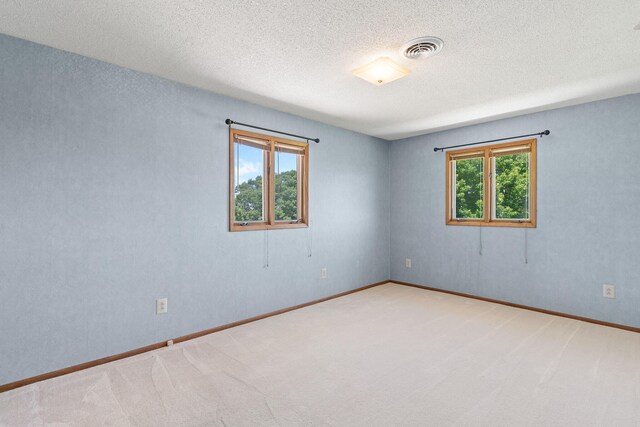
602 284 615 299
405 258 412 268
321 268 327 279
156 298 168 314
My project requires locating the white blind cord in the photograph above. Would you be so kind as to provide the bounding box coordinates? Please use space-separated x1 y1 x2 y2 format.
305 224 312 257
263 229 269 268
236 143 239 196
524 228 528 264
479 226 483 256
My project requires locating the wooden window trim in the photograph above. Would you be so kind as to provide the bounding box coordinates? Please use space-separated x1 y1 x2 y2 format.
229 128 309 232
446 138 536 228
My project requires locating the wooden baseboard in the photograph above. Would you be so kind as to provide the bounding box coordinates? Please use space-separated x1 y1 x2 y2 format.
390 280 640 334
0 280 389 394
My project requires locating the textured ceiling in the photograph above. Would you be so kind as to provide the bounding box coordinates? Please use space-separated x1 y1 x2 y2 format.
1 0 639 140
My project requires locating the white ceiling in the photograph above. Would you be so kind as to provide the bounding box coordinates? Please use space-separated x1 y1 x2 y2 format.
1 1 639 140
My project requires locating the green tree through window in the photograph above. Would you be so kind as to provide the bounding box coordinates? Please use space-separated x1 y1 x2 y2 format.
455 157 484 219
234 175 263 222
495 153 529 219
275 169 298 221
235 171 299 222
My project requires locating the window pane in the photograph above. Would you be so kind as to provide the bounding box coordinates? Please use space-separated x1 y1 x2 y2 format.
454 157 484 219
494 153 530 219
275 150 300 221
234 142 265 222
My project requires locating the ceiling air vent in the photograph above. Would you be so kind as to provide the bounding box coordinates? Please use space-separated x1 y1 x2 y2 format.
401 36 444 60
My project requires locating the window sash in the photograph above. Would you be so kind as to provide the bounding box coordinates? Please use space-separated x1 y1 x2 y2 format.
274 150 304 222
450 158 485 221
490 152 531 221
233 144 268 224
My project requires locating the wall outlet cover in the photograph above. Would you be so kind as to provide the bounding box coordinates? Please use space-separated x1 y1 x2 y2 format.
602 284 615 299
405 258 412 268
156 298 168 314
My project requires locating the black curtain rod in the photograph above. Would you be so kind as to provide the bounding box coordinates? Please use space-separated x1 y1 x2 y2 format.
433 130 550 152
225 119 320 143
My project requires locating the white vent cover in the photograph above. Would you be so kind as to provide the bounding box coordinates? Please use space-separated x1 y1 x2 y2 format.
401 36 444 60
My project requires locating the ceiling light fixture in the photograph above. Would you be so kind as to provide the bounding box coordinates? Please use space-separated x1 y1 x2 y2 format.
352 57 410 86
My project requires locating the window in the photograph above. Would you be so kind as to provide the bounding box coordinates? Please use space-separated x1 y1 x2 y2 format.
446 139 536 227
229 129 308 231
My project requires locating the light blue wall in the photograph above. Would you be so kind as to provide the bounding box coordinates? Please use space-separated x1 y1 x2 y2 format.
390 94 640 328
0 34 390 385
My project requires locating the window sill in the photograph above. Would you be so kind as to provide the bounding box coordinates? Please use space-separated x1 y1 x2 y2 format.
446 220 536 228
230 222 309 232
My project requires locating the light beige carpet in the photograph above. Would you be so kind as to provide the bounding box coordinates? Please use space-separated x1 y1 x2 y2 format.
2 283 639 426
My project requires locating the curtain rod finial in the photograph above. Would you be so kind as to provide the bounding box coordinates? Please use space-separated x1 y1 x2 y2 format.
225 119 233 125
434 147 440 152
542 129 550 136
313 138 320 144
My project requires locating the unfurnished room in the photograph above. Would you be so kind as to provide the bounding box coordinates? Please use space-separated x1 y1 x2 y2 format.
1 1 640 426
